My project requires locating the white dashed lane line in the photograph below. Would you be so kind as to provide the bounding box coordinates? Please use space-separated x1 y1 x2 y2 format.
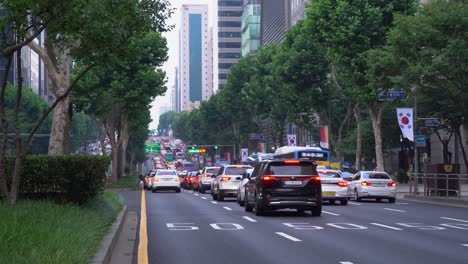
370 223 403 231
462 244 468 247
396 202 408 205
441 217 468 223
201 197 207 200
223 206 232 211
242 216 257 222
322 211 340 216
275 232 302 242
384 208 406 213
194 193 199 196
340 262 354 264
211 201 218 204
348 202 361 205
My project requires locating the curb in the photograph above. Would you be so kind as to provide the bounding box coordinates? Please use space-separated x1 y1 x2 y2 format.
403 195 468 208
90 205 128 264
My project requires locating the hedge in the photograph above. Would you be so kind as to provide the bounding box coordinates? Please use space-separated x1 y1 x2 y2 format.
4 155 110 204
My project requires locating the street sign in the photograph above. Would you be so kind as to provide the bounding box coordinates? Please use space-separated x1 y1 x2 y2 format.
249 134 264 140
188 149 200 154
377 89 407 102
424 119 440 127
415 135 426 147
241 148 248 162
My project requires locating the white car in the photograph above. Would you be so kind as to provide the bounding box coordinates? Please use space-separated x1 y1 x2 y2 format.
198 166 221 193
236 168 253 206
350 171 397 203
151 169 181 193
211 165 252 201
318 169 351 205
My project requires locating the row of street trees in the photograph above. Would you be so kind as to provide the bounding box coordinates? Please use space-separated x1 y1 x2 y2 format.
160 0 467 172
0 0 172 204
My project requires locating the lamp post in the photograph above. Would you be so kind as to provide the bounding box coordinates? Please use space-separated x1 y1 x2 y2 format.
412 86 419 194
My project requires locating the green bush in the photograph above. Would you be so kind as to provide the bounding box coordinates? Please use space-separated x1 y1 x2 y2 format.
5 155 110 204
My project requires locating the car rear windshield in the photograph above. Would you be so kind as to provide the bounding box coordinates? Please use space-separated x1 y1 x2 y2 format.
318 171 341 178
363 173 390 179
267 164 315 176
157 170 177 176
207 168 220 174
225 167 250 175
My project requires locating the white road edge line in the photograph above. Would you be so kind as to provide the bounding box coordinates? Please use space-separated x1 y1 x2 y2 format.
275 232 301 242
223 206 232 211
242 216 257 222
370 223 403 230
201 197 207 200
441 217 468 223
396 202 408 205
322 211 340 216
384 208 406 213
349 202 361 205
211 201 218 204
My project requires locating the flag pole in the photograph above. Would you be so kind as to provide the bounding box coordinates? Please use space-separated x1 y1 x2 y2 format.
413 89 419 195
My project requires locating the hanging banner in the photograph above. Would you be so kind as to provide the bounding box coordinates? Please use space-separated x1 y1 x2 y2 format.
397 108 414 141
319 126 329 149
241 148 249 162
287 134 297 146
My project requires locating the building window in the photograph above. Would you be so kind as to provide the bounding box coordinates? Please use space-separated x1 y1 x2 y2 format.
218 32 242 38
217 1 243 6
218 53 241 59
218 42 241 48
218 63 233 69
218 11 243 17
218 21 242 28
218 73 228 79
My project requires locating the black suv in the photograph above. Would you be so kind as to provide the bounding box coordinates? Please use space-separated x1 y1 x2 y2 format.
244 159 322 216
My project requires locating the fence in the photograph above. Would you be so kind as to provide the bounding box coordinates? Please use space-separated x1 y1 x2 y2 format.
409 173 468 198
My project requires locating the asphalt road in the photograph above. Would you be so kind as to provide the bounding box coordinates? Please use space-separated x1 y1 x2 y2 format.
120 189 468 264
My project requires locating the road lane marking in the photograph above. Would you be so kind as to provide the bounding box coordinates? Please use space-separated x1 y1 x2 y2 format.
194 193 199 196
462 244 468 247
396 202 408 205
223 206 232 211
138 189 148 264
275 232 302 242
211 201 218 204
441 217 468 223
349 202 361 205
242 216 257 222
370 223 403 230
201 197 207 200
322 211 340 216
340 262 354 264
384 208 406 213
189 191 193 193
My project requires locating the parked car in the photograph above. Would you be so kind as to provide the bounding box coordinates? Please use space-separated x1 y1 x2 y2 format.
317 169 351 205
244 159 322 216
211 165 252 201
151 169 181 193
350 171 397 203
237 168 254 206
196 166 221 193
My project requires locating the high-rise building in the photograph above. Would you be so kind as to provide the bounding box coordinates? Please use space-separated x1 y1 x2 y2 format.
241 0 261 56
179 4 212 111
172 67 180 112
207 27 214 98
260 0 291 45
290 0 310 26
217 0 243 91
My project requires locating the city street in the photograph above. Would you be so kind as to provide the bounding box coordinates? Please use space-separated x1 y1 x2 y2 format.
121 190 468 264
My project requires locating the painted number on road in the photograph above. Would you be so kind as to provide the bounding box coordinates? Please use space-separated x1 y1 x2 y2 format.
283 223 324 230
326 223 367 230
396 223 445 230
166 223 199 231
210 223 244 230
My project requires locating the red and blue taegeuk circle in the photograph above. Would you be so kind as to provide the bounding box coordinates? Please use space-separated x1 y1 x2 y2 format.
400 116 409 125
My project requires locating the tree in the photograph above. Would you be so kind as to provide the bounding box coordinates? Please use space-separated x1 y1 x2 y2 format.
306 0 417 171
28 0 172 155
389 0 468 170
158 111 179 132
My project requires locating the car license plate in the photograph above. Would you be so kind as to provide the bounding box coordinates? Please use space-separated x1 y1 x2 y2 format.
322 191 336 197
285 181 302 185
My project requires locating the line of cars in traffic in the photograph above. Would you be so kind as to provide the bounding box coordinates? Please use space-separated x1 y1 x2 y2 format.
145 158 398 216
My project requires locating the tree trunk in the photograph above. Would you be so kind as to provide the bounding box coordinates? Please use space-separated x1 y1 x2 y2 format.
119 115 129 177
332 104 352 170
368 102 385 171
48 97 71 154
97 118 106 155
0 54 13 203
129 147 136 176
111 143 119 182
353 105 362 170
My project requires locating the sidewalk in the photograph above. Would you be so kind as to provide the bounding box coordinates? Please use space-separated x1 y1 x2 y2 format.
397 183 468 207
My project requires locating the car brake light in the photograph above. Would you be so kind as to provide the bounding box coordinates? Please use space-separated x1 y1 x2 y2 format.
262 175 275 181
204 173 210 178
221 177 230 182
387 182 396 187
284 160 300 164
175 177 180 182
337 182 348 187
361 181 372 186
153 178 159 182
310 176 321 181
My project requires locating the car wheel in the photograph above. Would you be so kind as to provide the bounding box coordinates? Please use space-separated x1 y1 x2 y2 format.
245 193 253 212
297 209 305 215
340 199 348 206
254 195 264 216
310 206 322 217
388 198 396 203
376 198 382 203
236 191 241 204
354 189 362 201
176 188 181 193
217 191 224 201
200 186 205 194
239 191 245 206
151 189 156 193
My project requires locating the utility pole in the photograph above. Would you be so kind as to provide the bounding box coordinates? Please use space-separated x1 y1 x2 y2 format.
413 89 419 194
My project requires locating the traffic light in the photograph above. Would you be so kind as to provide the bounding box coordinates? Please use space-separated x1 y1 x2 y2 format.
191 146 195 150
214 145 218 150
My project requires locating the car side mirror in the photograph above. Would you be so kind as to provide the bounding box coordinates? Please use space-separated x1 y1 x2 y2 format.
236 177 242 180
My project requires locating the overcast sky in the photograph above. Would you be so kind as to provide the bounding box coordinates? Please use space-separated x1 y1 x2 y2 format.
149 0 216 129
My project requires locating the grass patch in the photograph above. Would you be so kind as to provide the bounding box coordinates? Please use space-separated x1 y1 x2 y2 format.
112 175 140 189
0 190 123 264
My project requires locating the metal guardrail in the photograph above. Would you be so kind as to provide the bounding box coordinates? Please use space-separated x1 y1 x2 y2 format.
409 173 468 198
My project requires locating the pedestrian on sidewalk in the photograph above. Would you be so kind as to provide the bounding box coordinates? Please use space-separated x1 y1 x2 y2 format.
137 174 144 190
